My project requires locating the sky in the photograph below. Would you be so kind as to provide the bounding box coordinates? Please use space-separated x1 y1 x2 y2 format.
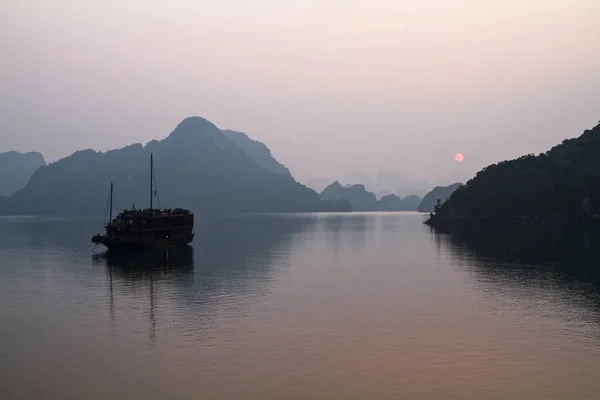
1 0 599 183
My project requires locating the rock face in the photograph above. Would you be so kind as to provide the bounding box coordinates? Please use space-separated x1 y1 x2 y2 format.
418 183 463 212
221 129 291 177
377 194 401 211
321 182 421 211
0 151 46 196
320 182 378 211
397 195 422 210
434 122 600 221
0 117 351 216
339 171 433 198
378 194 422 211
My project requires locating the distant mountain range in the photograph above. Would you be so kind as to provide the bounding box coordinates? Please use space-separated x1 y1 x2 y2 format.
319 180 467 213
321 182 379 211
370 171 433 197
0 117 351 216
379 194 422 212
320 181 423 212
307 171 436 199
0 151 46 196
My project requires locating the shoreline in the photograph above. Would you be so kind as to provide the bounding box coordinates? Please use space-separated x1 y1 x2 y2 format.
424 214 600 227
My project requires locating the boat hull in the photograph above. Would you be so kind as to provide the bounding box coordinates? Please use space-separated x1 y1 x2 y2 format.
92 234 194 250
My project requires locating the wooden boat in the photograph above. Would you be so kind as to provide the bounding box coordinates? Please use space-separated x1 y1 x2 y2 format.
92 154 194 250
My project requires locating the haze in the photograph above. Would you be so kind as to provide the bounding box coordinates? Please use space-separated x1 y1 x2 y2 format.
1 0 599 183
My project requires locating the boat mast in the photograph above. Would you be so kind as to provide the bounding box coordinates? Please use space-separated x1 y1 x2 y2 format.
150 154 153 210
109 182 114 225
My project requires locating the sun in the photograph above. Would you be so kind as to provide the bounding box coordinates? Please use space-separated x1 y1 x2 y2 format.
454 153 465 163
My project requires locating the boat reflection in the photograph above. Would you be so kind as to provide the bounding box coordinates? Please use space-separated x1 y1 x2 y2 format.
92 246 195 278
92 247 194 344
90 215 318 345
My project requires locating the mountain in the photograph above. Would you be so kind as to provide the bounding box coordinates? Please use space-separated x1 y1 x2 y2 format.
397 194 422 210
379 194 422 211
340 171 433 198
306 171 426 200
0 117 351 216
418 183 463 212
340 173 375 192
377 194 402 211
375 190 392 199
433 122 600 221
320 182 378 211
304 178 331 193
377 171 433 195
320 182 421 212
221 130 291 177
395 186 429 198
0 151 46 196
376 171 403 194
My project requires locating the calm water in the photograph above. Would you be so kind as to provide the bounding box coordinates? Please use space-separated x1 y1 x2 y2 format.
1 213 600 399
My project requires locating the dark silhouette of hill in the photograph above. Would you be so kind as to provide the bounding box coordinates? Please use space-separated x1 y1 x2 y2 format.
433 122 600 222
221 129 291 177
340 171 432 198
321 182 378 211
320 182 421 211
0 151 46 196
0 117 350 215
397 194 422 210
418 183 463 212
377 194 398 211
379 194 421 211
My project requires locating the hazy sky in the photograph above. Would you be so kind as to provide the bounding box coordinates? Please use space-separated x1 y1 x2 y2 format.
1 0 599 183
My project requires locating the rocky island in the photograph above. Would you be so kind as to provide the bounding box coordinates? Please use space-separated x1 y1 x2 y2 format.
426 121 600 226
320 181 422 212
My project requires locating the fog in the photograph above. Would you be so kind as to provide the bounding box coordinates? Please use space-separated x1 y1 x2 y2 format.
1 0 599 183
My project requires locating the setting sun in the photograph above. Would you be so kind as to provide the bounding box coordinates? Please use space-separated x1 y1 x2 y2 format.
455 153 465 162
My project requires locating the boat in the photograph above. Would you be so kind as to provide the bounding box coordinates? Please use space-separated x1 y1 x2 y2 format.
91 154 194 250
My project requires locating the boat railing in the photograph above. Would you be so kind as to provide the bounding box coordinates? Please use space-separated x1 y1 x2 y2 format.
116 208 192 218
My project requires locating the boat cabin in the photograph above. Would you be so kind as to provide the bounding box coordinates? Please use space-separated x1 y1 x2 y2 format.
107 208 194 241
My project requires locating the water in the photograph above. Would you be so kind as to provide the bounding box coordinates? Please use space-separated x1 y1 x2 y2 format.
1 213 599 399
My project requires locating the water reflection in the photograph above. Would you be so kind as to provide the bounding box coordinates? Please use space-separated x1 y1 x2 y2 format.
0 216 101 251
179 214 316 318
93 246 195 278
3 214 600 399
432 224 600 319
90 214 317 341
92 247 194 344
